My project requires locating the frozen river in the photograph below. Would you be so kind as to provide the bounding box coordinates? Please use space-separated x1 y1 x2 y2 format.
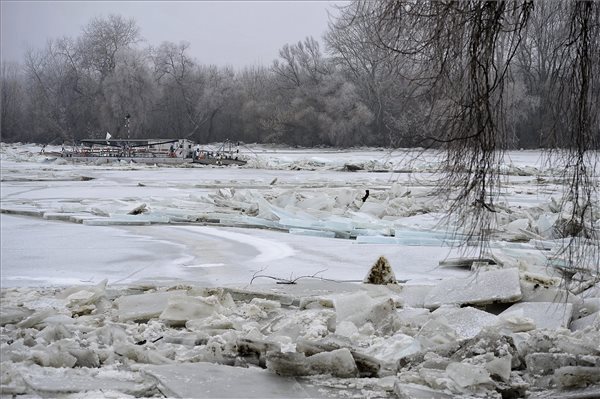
1 143 598 398
1 144 556 288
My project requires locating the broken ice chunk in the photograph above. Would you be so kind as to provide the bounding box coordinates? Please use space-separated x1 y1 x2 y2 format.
431 306 499 339
554 366 600 388
16 309 57 329
485 355 512 382
333 291 376 322
525 353 580 375
114 343 173 365
142 362 317 398
424 268 522 309
396 284 436 308
288 228 336 238
502 218 532 241
333 292 397 333
115 290 188 322
160 295 225 326
573 298 600 320
495 315 536 333
237 338 282 368
270 309 335 340
536 213 559 238
393 382 453 399
306 348 358 378
416 318 458 349
21 365 156 397
336 320 359 337
0 306 34 326
162 332 210 346
500 302 573 330
570 312 599 331
445 362 493 388
30 346 78 368
363 333 419 364
266 351 313 377
266 348 359 378
37 324 73 343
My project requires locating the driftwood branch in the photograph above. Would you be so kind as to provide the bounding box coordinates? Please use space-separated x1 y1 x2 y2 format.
250 267 328 285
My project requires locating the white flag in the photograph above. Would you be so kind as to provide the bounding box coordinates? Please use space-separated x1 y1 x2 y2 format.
106 132 112 141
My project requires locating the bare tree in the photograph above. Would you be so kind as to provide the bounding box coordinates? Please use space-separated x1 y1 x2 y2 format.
1 62 25 141
79 14 141 83
100 48 156 138
326 1 415 146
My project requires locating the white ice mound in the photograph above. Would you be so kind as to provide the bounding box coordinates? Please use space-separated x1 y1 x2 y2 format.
424 268 522 308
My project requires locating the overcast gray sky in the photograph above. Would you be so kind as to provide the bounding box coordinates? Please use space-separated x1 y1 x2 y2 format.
1 1 346 68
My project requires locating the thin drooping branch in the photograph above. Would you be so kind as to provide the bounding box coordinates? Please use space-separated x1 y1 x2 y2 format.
547 1 599 280
368 1 597 276
372 1 533 256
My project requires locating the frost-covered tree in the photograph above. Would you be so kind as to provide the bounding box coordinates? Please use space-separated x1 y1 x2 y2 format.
100 48 156 138
78 15 141 83
151 42 234 142
270 37 373 147
326 1 417 146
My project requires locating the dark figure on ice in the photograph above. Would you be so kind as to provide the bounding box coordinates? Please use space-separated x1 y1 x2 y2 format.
362 189 370 202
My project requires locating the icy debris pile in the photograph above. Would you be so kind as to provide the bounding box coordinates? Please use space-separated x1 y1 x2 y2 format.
2 260 599 398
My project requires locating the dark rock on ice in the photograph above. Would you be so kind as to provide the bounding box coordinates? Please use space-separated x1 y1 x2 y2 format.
364 255 397 285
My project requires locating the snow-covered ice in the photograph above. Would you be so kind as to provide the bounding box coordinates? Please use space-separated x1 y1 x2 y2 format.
1 143 599 398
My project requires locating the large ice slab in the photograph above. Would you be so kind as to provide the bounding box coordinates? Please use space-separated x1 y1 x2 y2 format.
396 284 436 308
500 302 573 330
446 362 492 387
570 312 599 331
431 306 499 339
393 382 453 399
159 295 227 325
21 365 156 397
0 206 44 217
115 290 188 322
0 306 34 326
424 268 522 308
141 362 324 398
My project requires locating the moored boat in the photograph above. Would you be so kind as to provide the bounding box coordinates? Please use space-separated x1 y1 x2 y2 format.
60 138 247 166
192 140 247 166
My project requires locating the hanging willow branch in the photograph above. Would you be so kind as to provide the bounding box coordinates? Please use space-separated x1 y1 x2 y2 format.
367 0 598 273
371 1 533 256
547 1 599 280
